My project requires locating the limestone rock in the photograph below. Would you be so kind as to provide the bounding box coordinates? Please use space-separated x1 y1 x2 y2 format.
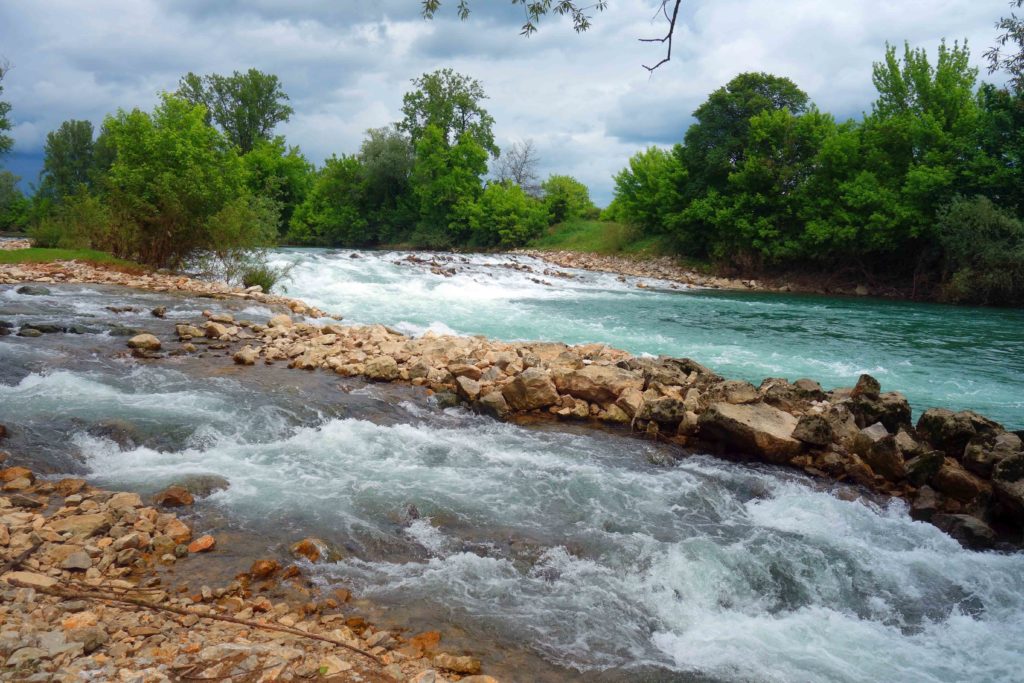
555 365 643 404
434 653 482 675
127 333 161 351
698 402 802 463
49 513 110 538
931 459 990 502
365 356 400 381
268 314 293 328
638 396 686 425
793 414 834 447
478 391 510 418
154 485 194 507
501 368 559 411
233 346 258 365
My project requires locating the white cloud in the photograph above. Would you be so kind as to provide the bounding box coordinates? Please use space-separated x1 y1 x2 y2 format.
0 0 1009 204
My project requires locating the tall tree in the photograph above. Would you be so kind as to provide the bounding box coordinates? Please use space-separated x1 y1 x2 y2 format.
0 61 13 158
242 136 312 235
359 126 417 240
398 69 498 156
411 124 488 246
40 119 96 201
540 174 594 224
176 69 294 154
494 139 541 196
682 72 809 196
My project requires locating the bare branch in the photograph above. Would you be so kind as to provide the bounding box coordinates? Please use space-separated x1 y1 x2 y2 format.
640 0 683 72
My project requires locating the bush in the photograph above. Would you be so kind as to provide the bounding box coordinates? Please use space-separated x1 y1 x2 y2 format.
27 189 109 249
241 261 292 292
937 195 1024 305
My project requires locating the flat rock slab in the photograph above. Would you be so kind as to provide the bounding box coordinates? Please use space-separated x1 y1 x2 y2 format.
698 402 802 463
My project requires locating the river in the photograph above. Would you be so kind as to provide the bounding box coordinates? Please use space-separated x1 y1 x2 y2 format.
1 252 1023 682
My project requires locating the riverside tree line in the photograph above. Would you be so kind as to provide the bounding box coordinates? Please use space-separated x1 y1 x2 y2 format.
0 66 596 289
606 37 1024 305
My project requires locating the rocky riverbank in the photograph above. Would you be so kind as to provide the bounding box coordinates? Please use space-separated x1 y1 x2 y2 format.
0 239 32 251
518 249 907 298
0 466 493 682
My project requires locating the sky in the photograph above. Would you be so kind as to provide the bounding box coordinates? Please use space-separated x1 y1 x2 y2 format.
0 0 1010 205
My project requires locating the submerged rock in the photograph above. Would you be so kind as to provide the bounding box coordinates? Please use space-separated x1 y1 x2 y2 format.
16 284 51 296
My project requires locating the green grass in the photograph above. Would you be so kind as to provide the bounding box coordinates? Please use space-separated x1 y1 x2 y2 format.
0 247 144 270
528 219 671 256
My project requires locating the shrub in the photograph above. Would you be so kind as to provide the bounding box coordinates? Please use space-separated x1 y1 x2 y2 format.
241 261 292 292
937 195 1024 305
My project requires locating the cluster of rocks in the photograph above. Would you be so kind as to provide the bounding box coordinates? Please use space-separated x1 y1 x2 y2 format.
516 249 769 292
0 239 32 252
0 465 497 681
166 310 1023 549
0 261 329 319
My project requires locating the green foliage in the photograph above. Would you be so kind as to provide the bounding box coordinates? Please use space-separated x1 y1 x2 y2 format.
936 196 1024 305
529 218 652 255
476 181 547 247
288 155 369 246
541 175 594 224
398 69 498 156
421 0 607 35
100 94 263 268
611 146 686 234
177 69 294 154
242 137 312 235
359 126 417 241
0 171 29 231
607 38 1024 302
28 187 110 249
682 72 809 196
40 120 96 201
240 261 292 293
0 63 12 158
986 0 1024 91
410 126 488 247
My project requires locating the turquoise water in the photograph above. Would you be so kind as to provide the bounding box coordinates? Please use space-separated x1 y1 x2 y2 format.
272 249 1024 429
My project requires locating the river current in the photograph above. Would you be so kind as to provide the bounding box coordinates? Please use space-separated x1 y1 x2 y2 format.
2 251 1023 682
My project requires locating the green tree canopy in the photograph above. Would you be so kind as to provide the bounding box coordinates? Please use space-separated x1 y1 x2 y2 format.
288 155 369 246
177 69 294 154
541 174 595 224
102 94 271 267
611 145 686 234
0 170 28 231
242 136 312 235
398 69 498 156
476 180 548 247
683 72 809 195
40 119 96 201
0 62 13 158
411 124 488 246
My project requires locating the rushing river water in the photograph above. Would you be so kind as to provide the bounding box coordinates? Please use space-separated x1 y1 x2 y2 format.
270 249 1024 429
2 256 1024 682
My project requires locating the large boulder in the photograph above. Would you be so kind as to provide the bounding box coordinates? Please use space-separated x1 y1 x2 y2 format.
792 413 834 448
697 402 802 464
916 408 1003 458
849 391 912 433
501 368 559 411
127 334 161 351
364 356 400 381
992 451 1024 522
638 397 686 425
962 432 1022 478
931 514 996 550
931 458 990 503
554 365 643 404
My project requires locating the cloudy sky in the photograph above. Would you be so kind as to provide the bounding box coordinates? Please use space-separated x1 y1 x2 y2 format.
0 0 1009 204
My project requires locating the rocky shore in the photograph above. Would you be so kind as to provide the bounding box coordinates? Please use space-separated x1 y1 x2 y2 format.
517 249 893 298
0 239 32 252
0 465 492 682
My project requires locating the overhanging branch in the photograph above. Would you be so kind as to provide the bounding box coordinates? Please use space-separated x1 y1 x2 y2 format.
640 0 683 72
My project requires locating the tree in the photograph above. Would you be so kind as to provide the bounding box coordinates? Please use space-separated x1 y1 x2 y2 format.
398 69 498 156
176 69 294 154
0 61 13 157
476 180 548 246
494 139 541 196
0 171 28 231
242 137 312 235
288 155 369 246
986 0 1024 90
40 120 96 201
102 94 269 267
611 145 686 234
411 124 488 246
683 72 810 197
359 126 417 241
540 174 595 224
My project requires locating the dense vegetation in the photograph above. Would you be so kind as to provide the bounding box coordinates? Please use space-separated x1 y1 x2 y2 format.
605 40 1024 304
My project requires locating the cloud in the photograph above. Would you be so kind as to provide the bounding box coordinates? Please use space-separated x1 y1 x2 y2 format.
0 0 1009 204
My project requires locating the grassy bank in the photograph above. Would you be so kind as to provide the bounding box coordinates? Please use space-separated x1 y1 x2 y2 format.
0 247 144 271
528 219 670 256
